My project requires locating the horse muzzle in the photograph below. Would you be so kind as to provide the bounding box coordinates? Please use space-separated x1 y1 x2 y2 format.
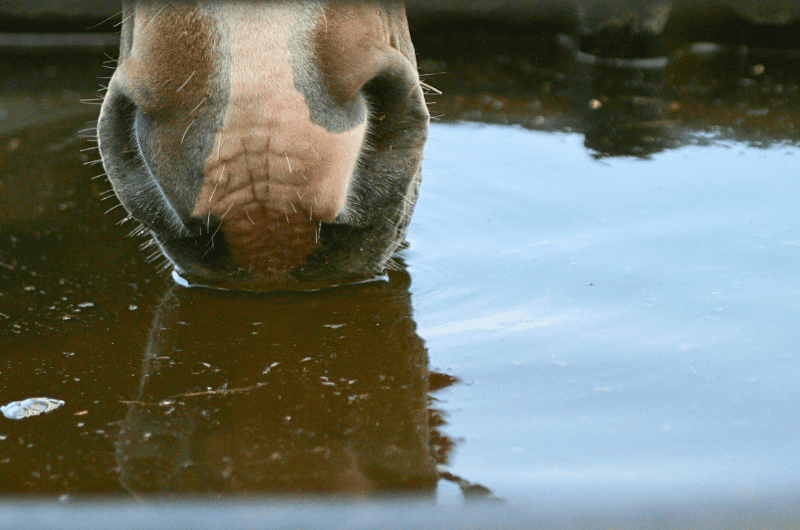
97 1 428 291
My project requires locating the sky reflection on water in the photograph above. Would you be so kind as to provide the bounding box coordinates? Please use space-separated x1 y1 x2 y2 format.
410 123 800 502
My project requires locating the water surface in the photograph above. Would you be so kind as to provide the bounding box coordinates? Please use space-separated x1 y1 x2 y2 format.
412 124 800 504
1 35 799 513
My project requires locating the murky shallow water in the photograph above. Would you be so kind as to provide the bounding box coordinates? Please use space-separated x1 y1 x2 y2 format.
1 34 800 514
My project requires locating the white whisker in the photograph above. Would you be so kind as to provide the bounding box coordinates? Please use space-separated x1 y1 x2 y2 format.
87 11 122 30
209 164 225 202
203 201 235 256
220 201 235 221
114 12 134 28
190 96 207 114
420 81 442 95
157 259 173 274
176 70 196 92
181 119 195 144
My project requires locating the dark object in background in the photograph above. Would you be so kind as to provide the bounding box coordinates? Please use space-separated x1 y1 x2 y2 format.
2 0 800 39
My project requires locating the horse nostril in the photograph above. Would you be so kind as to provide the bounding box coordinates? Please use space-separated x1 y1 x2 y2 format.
98 89 189 238
361 66 429 147
99 92 138 169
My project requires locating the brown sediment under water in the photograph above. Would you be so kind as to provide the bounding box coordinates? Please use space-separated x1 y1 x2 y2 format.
2 30 800 507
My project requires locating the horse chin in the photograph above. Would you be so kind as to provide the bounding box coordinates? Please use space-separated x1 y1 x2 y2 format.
158 241 386 294
144 202 394 292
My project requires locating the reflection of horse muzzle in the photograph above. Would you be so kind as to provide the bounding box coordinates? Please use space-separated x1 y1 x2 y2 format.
117 272 444 495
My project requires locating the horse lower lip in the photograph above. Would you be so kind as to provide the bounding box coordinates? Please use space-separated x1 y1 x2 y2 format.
218 206 321 271
147 204 324 288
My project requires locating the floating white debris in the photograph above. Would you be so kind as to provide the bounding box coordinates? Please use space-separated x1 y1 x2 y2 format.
1 397 65 420
171 269 190 288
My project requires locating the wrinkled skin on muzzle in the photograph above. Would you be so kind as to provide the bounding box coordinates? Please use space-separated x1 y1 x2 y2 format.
98 0 428 290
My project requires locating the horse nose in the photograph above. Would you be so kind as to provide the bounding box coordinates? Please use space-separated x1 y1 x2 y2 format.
98 89 188 237
98 1 428 290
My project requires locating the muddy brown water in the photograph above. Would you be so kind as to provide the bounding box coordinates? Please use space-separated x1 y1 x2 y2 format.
2 31 800 511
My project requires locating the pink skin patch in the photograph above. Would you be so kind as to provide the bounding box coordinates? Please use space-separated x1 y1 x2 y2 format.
191 5 368 274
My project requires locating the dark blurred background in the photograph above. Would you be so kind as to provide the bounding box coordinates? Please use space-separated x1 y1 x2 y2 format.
3 0 800 157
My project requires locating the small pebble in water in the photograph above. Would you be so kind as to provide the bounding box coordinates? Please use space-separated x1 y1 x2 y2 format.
1 397 65 420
